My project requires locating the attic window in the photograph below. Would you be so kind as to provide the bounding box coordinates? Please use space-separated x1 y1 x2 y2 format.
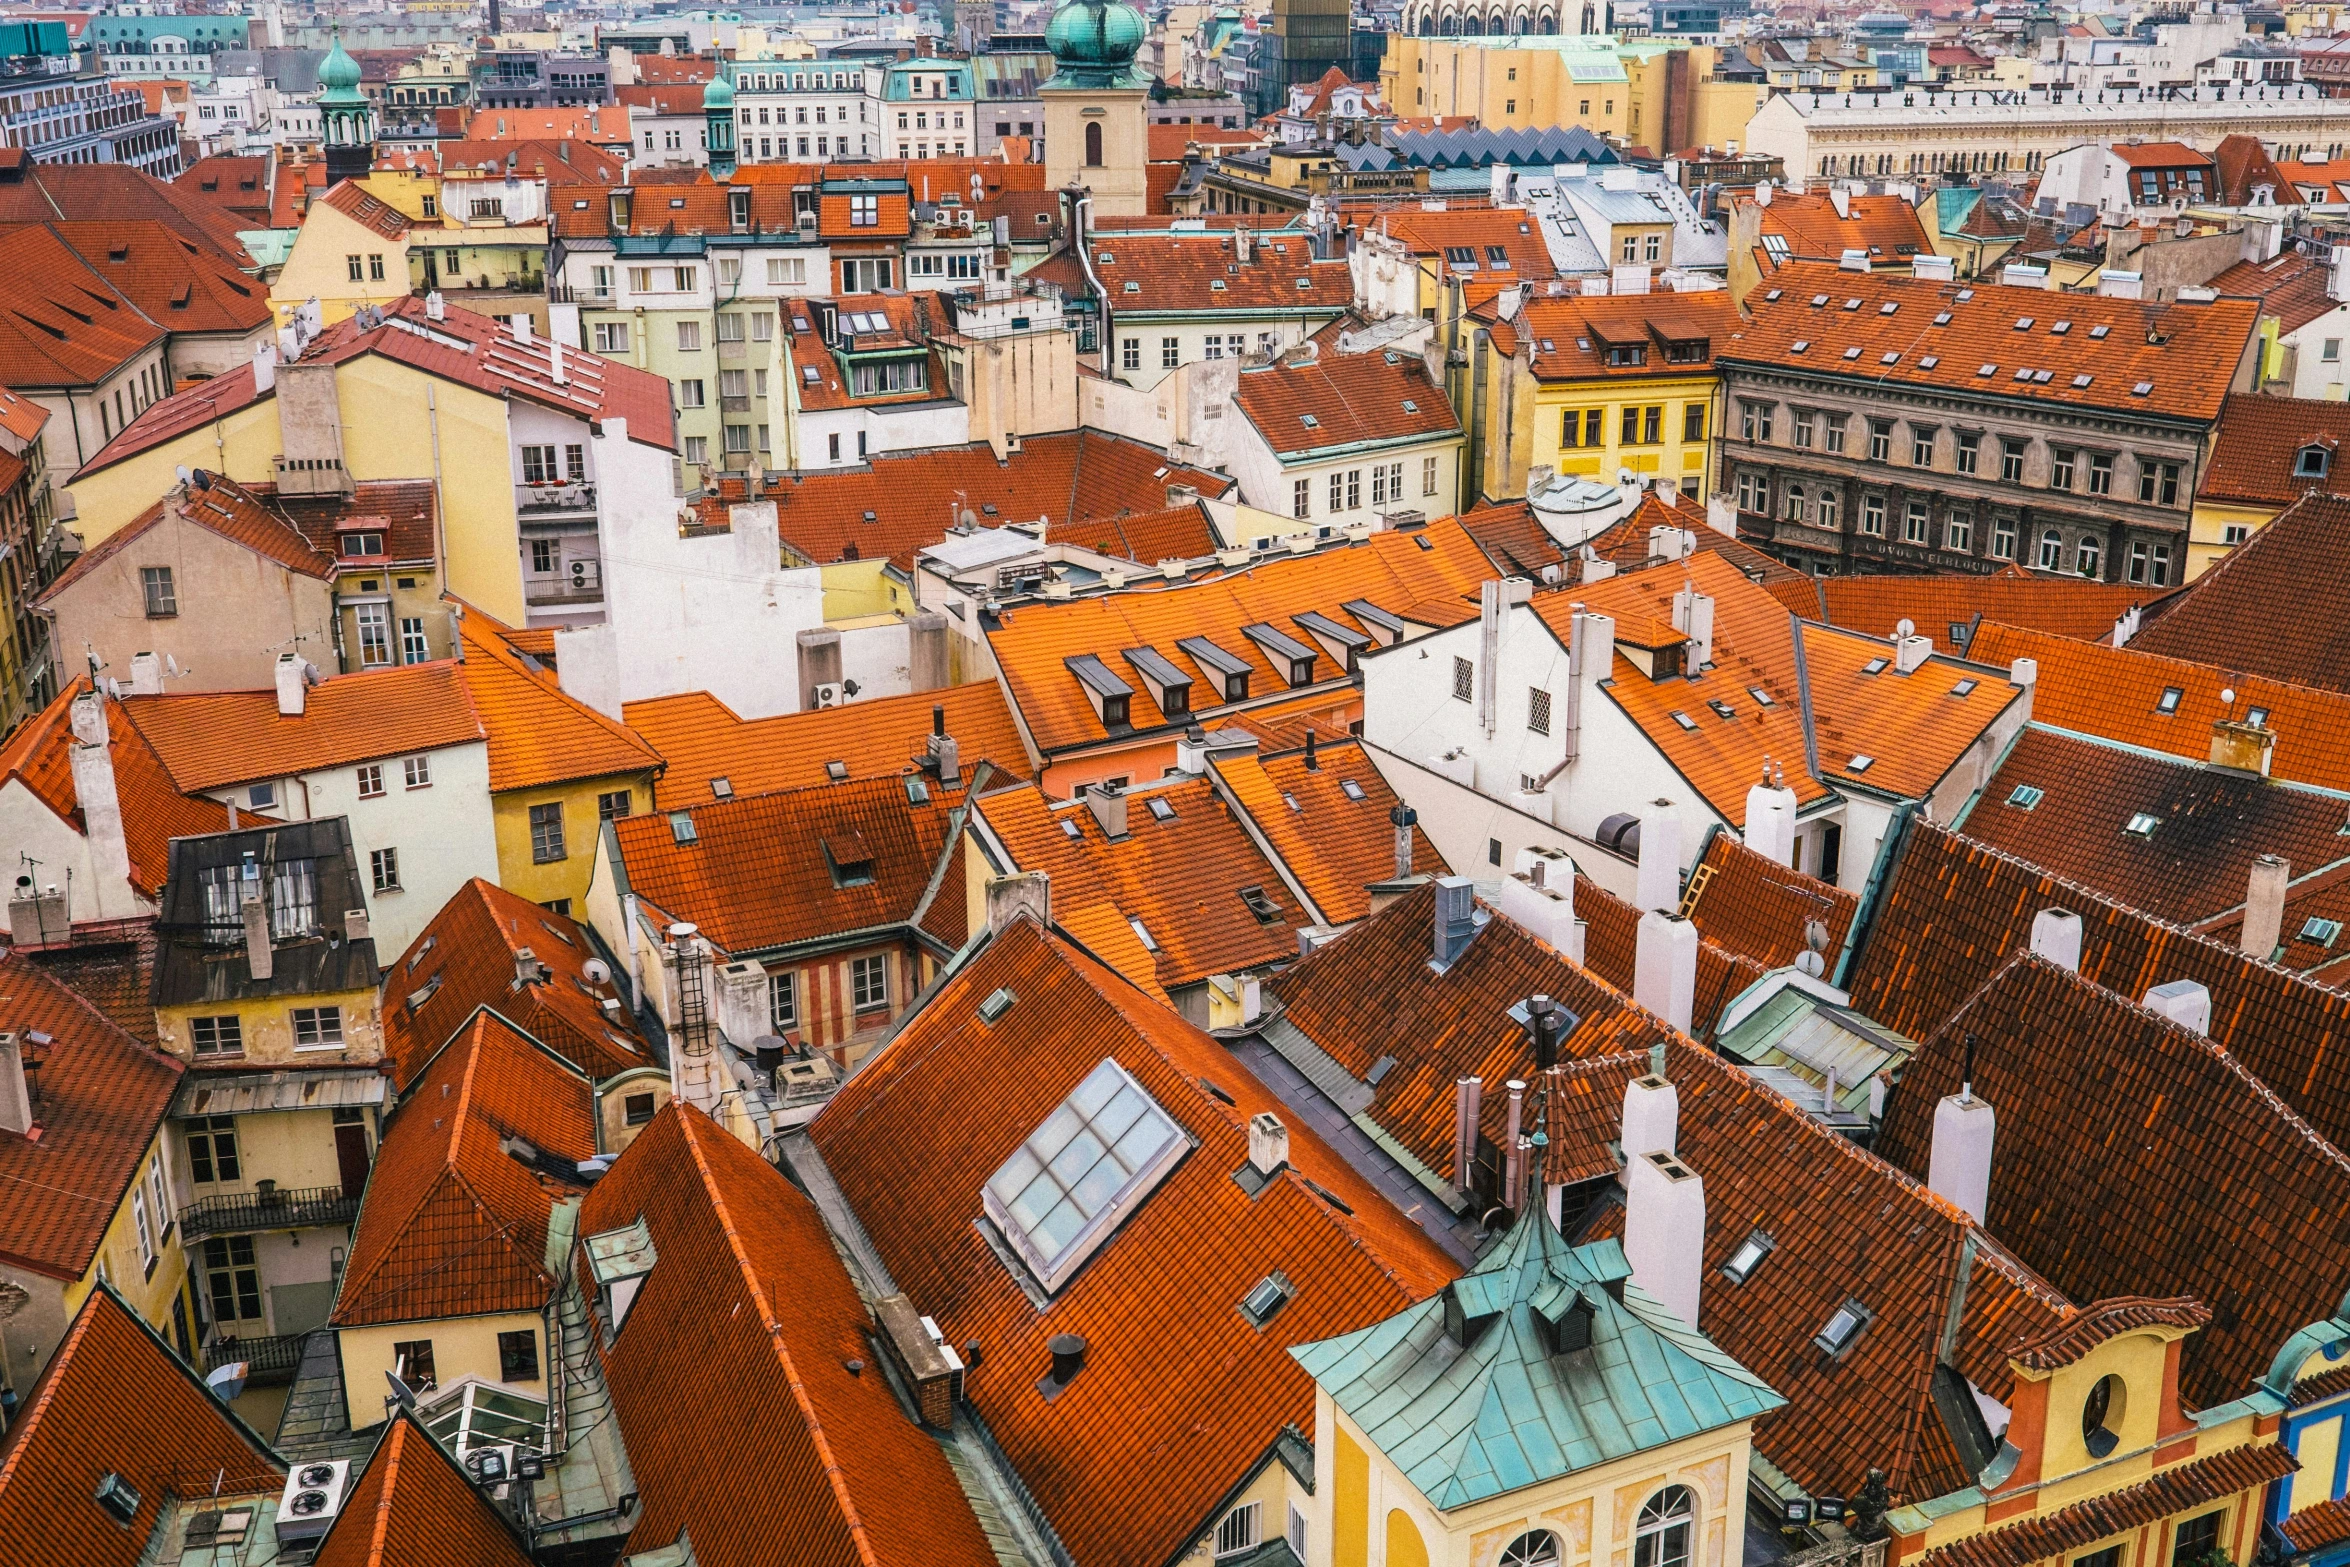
983 1057 1186 1294
1295 278 1312 290
2131 382 2154 398
1147 797 1177 822
1763 289 1783 302
668 811 698 844
1790 340 1810 354
905 777 930 805
1240 886 1284 924
1060 819 1083 840
1402 400 1419 413
94 1474 141 1527
1810 293 1829 307
1842 298 1862 311
825 760 850 781
2301 917 2344 948
1340 779 1366 801
1951 679 1978 697
2297 445 2333 479
1238 1270 1295 1327
2007 784 2044 810
802 365 821 385
1956 289 1974 301
1842 347 1863 361
2051 321 2072 335
1301 414 1320 428
2014 316 2034 331
1129 917 1160 952
2089 325 2111 340
1848 754 1876 773
1211 279 1226 290
2125 812 2161 839
711 777 733 799
1670 710 1698 731
1919 356 1940 369
2157 687 2184 714
1977 364 1997 378
2249 707 2271 728
979 987 1018 1023
1707 699 1736 720
822 831 877 887
1122 280 1140 293
1879 301 1899 315
1861 657 1889 676
1815 1299 1872 1358
1721 1229 1774 1284
2072 375 2093 389
1880 352 1900 365
1748 687 1775 706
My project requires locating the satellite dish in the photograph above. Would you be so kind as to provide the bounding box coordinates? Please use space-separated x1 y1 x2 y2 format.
1795 950 1827 979
2220 687 2236 706
206 1361 249 1401
1804 918 1830 953
1895 618 1915 638
582 958 612 985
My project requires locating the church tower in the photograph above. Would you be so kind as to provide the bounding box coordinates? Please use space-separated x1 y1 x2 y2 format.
1041 0 1150 218
318 29 375 186
703 73 737 177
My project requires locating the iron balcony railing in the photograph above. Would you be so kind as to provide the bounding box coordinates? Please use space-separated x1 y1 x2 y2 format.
179 1185 359 1244
204 1331 308 1385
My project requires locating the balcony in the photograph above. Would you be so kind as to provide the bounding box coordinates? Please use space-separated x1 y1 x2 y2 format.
516 481 597 517
179 1184 360 1244
204 1331 308 1387
548 283 615 305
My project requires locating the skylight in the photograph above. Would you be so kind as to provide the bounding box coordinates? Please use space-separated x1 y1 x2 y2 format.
711 777 733 799
1060 818 1083 839
2072 375 2093 389
2089 324 2111 339
2125 812 2162 839
1791 340 1810 353
2014 316 2034 331
1239 1270 1295 1327
979 987 1018 1023
1848 754 1875 773
2007 784 2044 810
1240 886 1284 923
2157 686 2184 714
1300 413 1320 427
1977 364 1997 377
1843 346 1863 360
1879 301 1899 315
2302 917 2344 948
1340 779 1367 801
1815 1299 1871 1357
1950 678 1977 697
1707 699 1735 720
1147 797 1177 822
1861 657 1889 676
1932 311 1953 326
1748 687 1775 706
1810 293 1829 307
2131 381 2154 397
1670 710 1698 731
1721 1229 1774 1284
1129 916 1160 952
668 812 697 844
983 1058 1186 1293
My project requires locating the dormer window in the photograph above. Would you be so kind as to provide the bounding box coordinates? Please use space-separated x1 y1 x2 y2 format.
822 830 876 887
339 531 385 557
1605 343 1647 368
2297 443 2333 480
1241 622 1318 688
583 1216 657 1344
1122 646 1193 720
1065 654 1135 730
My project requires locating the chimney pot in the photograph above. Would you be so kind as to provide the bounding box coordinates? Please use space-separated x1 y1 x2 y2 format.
1893 632 1933 674
1742 771 1798 867
1247 1112 1289 1176
2010 657 2038 687
1083 781 1129 840
985 870 1051 934
1928 1085 1996 1222
1046 1332 1087 1389
2242 854 2289 958
514 946 541 987
1451 1076 1483 1191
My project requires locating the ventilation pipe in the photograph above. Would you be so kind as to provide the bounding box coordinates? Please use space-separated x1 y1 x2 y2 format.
1452 1076 1483 1191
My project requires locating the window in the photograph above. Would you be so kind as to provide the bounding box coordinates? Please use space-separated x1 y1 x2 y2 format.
1423 454 1439 495
2078 1549 2124 1567
2077 536 2102 579
624 1092 658 1126
1529 688 1552 735
1992 516 2017 561
1861 495 1885 537
1292 478 1310 520
393 616 427 664
1740 403 1773 443
293 1006 344 1049
598 790 632 821
1642 405 1662 444
1217 1503 1264 1558
357 603 392 667
1737 471 1767 513
2088 453 2114 495
1824 415 1847 455
2157 686 2185 715
2000 437 2025 483
1868 420 1891 462
983 1057 1184 1292
346 254 363 282
769 970 799 1031
1121 337 1140 372
1913 429 1936 467
1904 500 1928 544
1818 490 1841 529
531 540 557 575
678 378 706 409
1793 412 1815 450
204 1236 262 1322
498 1329 539 1382
2150 544 2171 586
716 312 744 343
1501 1533 1563 1567
1162 336 1180 369
371 847 400 892
2297 444 2333 479
1084 121 1103 166
1815 1298 1872 1356
190 1015 241 1056
1684 403 1706 443
1635 1489 1696 1567
2038 528 2064 571
522 445 560 483
1946 511 1973 553
2172 1514 2224 1567
1452 656 1474 702
404 755 431 789
2126 811 2162 838
187 1115 239 1183
138 564 178 618
1721 1229 1774 1283
769 256 807 286
675 320 703 353
392 1339 437 1391
2051 448 2076 490
592 321 629 354
369 254 385 282
851 954 889 1011
529 802 567 864
1329 471 1344 512
2139 461 2181 506
1784 483 1807 523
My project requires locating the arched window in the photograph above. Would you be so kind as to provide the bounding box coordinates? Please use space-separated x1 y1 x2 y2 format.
1084 121 1103 167
1634 1488 1697 1567
2037 528 2063 571
1500 1532 1563 1567
1419 12 1433 31
2076 536 2102 579
1463 13 1483 33
1783 482 1806 522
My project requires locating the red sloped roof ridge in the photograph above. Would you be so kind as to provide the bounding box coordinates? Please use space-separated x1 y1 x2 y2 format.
310 1413 535 1567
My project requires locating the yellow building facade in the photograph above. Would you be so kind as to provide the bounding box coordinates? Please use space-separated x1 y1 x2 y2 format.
1377 38 1757 156
268 193 417 329
338 1308 549 1431
68 1135 199 1359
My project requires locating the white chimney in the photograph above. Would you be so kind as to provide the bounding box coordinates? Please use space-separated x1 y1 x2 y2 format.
985 870 1050 933
1742 772 1798 866
1248 1112 1289 1175
2143 978 2212 1035
252 339 278 394
1927 1088 1995 1223
1912 254 1956 281
128 651 162 696
1452 1076 1484 1190
1621 1068 1679 1159
513 312 533 345
274 652 308 717
1839 247 1870 272
2028 907 2082 972
2242 854 2288 959
0 1033 29 1135
1670 584 1715 666
1635 799 1682 913
66 691 132 903
550 333 567 386
425 290 446 321
1083 781 1128 840
1624 1149 1706 1330
1755 179 1773 207
1829 186 1852 218
1893 630 1933 674
2010 657 2038 688
1634 911 1699 1034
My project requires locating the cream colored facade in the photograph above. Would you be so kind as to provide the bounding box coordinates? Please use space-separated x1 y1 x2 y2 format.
269 196 417 329
338 1309 547 1430
155 985 385 1067
1377 38 1756 156
1045 83 1150 217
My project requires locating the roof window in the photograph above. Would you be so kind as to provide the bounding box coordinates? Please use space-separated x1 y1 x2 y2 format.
2014 316 2034 331
1880 351 1900 365
1848 754 1875 773
2156 687 2184 714
825 759 849 781
1670 710 1698 731
1129 916 1160 952
983 1057 1186 1294
2301 917 2343 948
1879 301 1899 315
1810 293 1829 307
2249 706 2271 728
905 777 930 805
1790 340 1810 354
1240 885 1284 924
1340 779 1366 801
2051 321 2072 335
1300 413 1320 427
1282 793 1300 812
2131 382 2154 397
1402 399 1419 413
1060 818 1083 840
668 811 697 844
1764 289 1783 302
1707 699 1736 720
2297 444 2332 479
1748 686 1775 706
1815 1299 1872 1358
2007 784 2044 810
1919 356 1940 369
1955 288 1974 301
1861 657 1889 676
1842 346 1864 360
1933 312 1953 326
710 776 733 799
1209 278 1227 290
2089 324 2111 339
1238 1270 1295 1327
1843 297 1862 311
979 987 1018 1024
1147 797 1177 822
1721 1229 1774 1284
1951 679 1977 697
1976 364 1997 378
1122 280 1140 293
2072 375 2093 389
822 830 876 888
2125 812 2161 839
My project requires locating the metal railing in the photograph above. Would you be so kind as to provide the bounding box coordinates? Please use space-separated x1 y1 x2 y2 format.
516 481 597 516
179 1185 360 1243
204 1331 308 1384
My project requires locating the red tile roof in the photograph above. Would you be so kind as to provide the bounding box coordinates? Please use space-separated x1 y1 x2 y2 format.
1755 191 1933 261
985 518 1492 756
330 1010 595 1329
1968 621 2350 791
2004 1297 2211 1373
0 224 167 389
433 138 626 184
311 1414 535 1567
319 179 411 240
1146 122 1264 160
0 679 233 897
1811 571 2158 649
2284 1496 2350 1555
1233 347 1460 457
1581 493 1811 592
270 478 440 568
1918 1443 2297 1567
0 1289 282 1565
2210 249 2338 336
1081 228 1355 313
465 106 633 144
454 609 662 792
0 949 183 1282
37 473 334 609
1573 869 1770 1037
2129 493 2350 690
1722 261 2258 426
1045 498 1222 562
1227 688 1362 750
624 680 1028 812
22 918 161 1045
757 431 1231 571
82 292 678 479
612 771 967 959
810 917 1460 1567
0 164 255 264
2108 140 2209 169
118 660 485 793
2201 392 2350 508
1369 206 1560 279
1501 291 1741 384
582 1104 1005 1567
1209 738 1447 924
52 219 271 337
975 776 1307 989
383 878 648 1087
1683 831 1858 970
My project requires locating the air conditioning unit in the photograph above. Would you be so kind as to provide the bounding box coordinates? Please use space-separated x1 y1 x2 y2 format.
812 682 843 708
276 1458 352 1547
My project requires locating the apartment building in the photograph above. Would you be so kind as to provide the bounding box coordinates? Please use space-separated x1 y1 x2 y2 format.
882 56 976 158
728 58 883 164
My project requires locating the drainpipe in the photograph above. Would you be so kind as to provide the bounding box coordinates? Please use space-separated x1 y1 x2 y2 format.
1070 192 1112 376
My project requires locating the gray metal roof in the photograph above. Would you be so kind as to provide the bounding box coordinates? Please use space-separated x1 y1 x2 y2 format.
172 1067 387 1119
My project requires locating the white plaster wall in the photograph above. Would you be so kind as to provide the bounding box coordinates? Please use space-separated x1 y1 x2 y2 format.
836 618 917 700
0 779 147 921
289 743 499 955
1350 231 1423 321
1105 313 1339 390
1225 435 1462 524
794 399 972 469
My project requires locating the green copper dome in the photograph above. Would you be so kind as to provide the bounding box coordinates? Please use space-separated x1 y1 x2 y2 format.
702 72 735 110
318 30 364 100
1045 0 1149 88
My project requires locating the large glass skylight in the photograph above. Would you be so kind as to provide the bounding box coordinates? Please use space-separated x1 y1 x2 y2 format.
984 1059 1186 1293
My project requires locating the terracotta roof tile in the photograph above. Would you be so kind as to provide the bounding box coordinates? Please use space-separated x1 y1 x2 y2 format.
2210 249 2339 335
756 430 1229 572
1233 348 1460 456
1052 898 1174 1003
434 138 626 184
53 219 270 336
1572 871 1770 1037
117 661 484 793
1372 207 1560 279
37 474 334 609
582 1104 1005 1567
464 106 632 144
1457 497 1569 577
383 878 647 1088
2285 1496 2350 1554
330 1010 594 1329
2202 392 2350 508
1918 1442 2296 1567
986 519 1491 757
1226 689 1362 750
0 682 233 897
976 776 1306 990
1815 573 2157 649
810 918 1459 1567
0 1289 282 1564
23 918 161 1045
0 163 254 263
1968 622 2350 790
2003 1297 2211 1373
2130 493 2350 690
613 772 965 959
1757 192 1934 261
1210 738 1447 924
1721 261 2258 426
1146 122 1264 160
453 610 661 792
1684 831 1858 971
1584 493 1809 593
1508 292 1740 384
319 179 411 240
311 1414 535 1567
0 950 183 1281
1044 498 1223 563
0 224 167 388
1089 229 1355 313
269 479 440 569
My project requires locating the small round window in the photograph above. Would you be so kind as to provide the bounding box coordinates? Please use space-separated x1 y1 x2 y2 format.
1500 1532 1563 1567
2082 1373 2125 1459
